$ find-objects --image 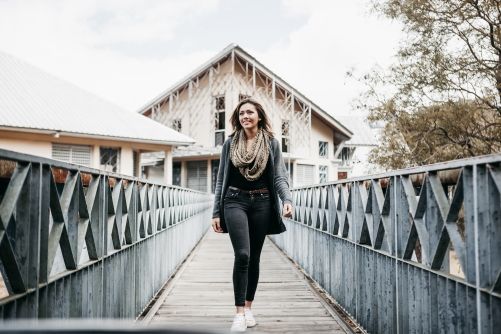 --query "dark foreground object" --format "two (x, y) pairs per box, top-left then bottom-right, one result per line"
(0, 320), (228, 334)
